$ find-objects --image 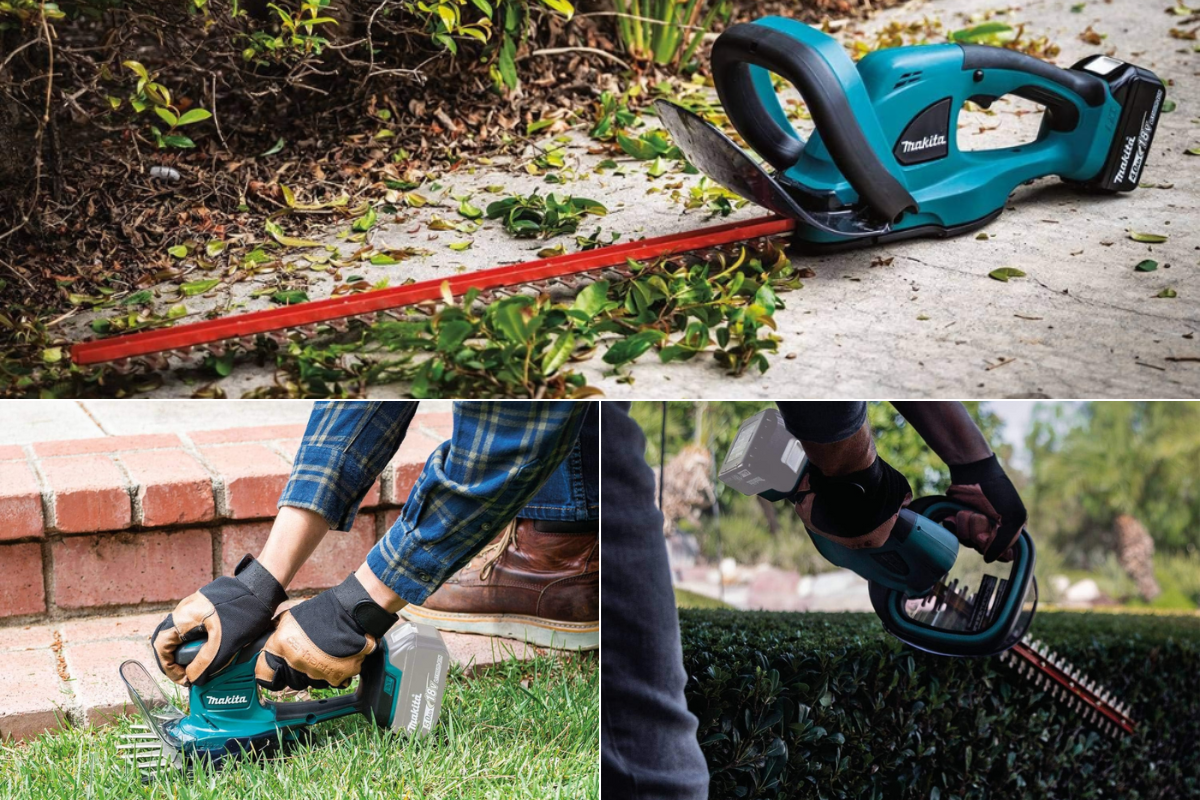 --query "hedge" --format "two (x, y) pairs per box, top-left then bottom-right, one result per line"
(679, 609), (1200, 799)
